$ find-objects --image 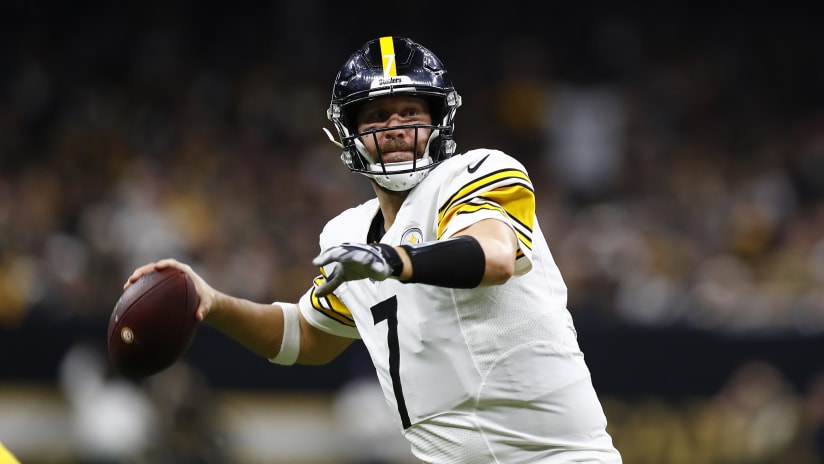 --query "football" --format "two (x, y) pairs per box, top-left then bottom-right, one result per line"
(107, 267), (200, 378)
